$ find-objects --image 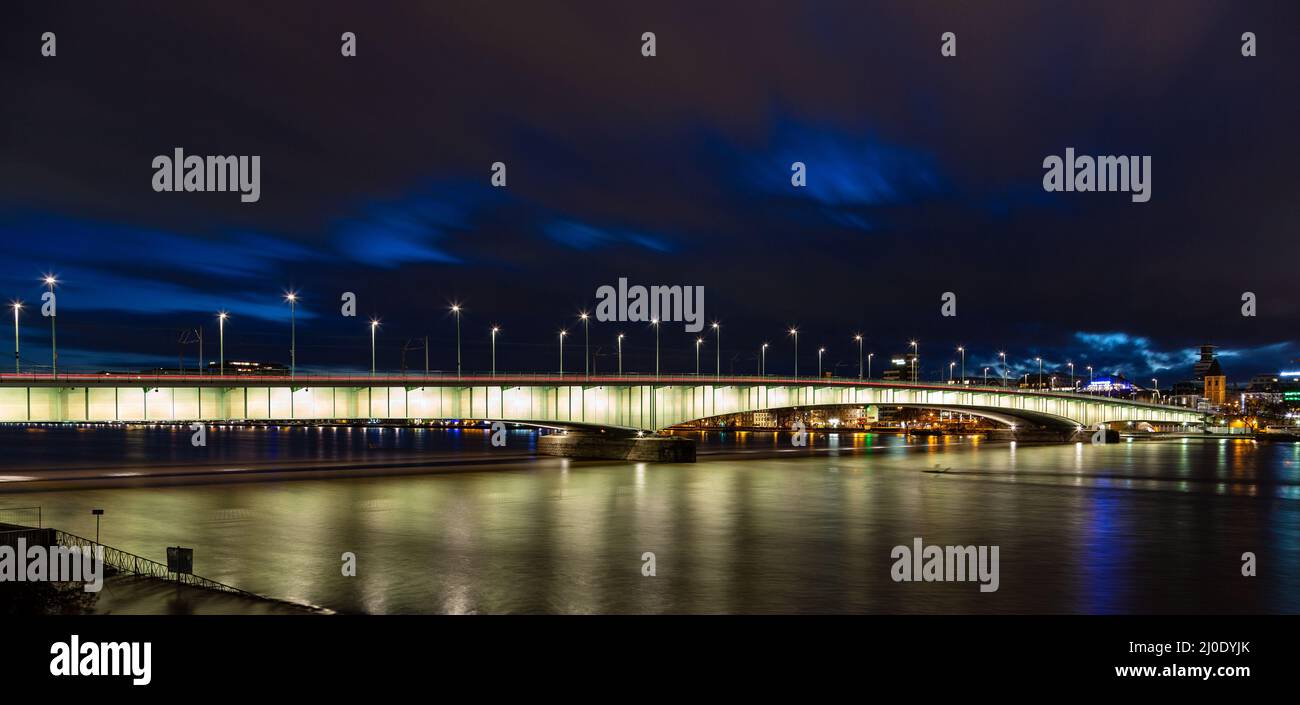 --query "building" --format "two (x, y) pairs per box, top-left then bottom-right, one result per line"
(1193, 345), (1226, 405)
(880, 353), (917, 382)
